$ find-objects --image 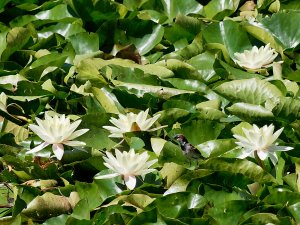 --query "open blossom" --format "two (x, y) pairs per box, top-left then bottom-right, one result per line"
(234, 44), (278, 71)
(103, 109), (165, 138)
(95, 149), (157, 190)
(27, 114), (89, 160)
(233, 124), (293, 165)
